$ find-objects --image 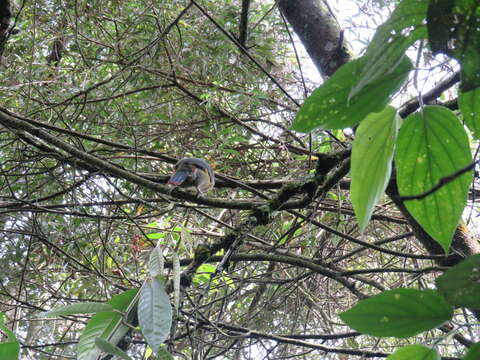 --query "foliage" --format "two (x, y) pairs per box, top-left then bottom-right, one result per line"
(0, 0), (479, 359)
(295, 0), (478, 254)
(340, 288), (453, 338)
(292, 56), (412, 131)
(351, 106), (399, 231)
(292, 0), (480, 357)
(395, 106), (472, 252)
(436, 254), (480, 308)
(386, 345), (440, 360)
